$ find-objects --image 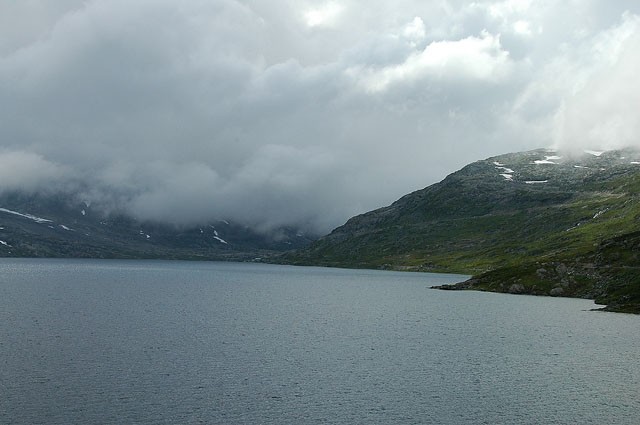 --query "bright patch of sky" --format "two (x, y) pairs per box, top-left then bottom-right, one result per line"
(304, 2), (343, 27)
